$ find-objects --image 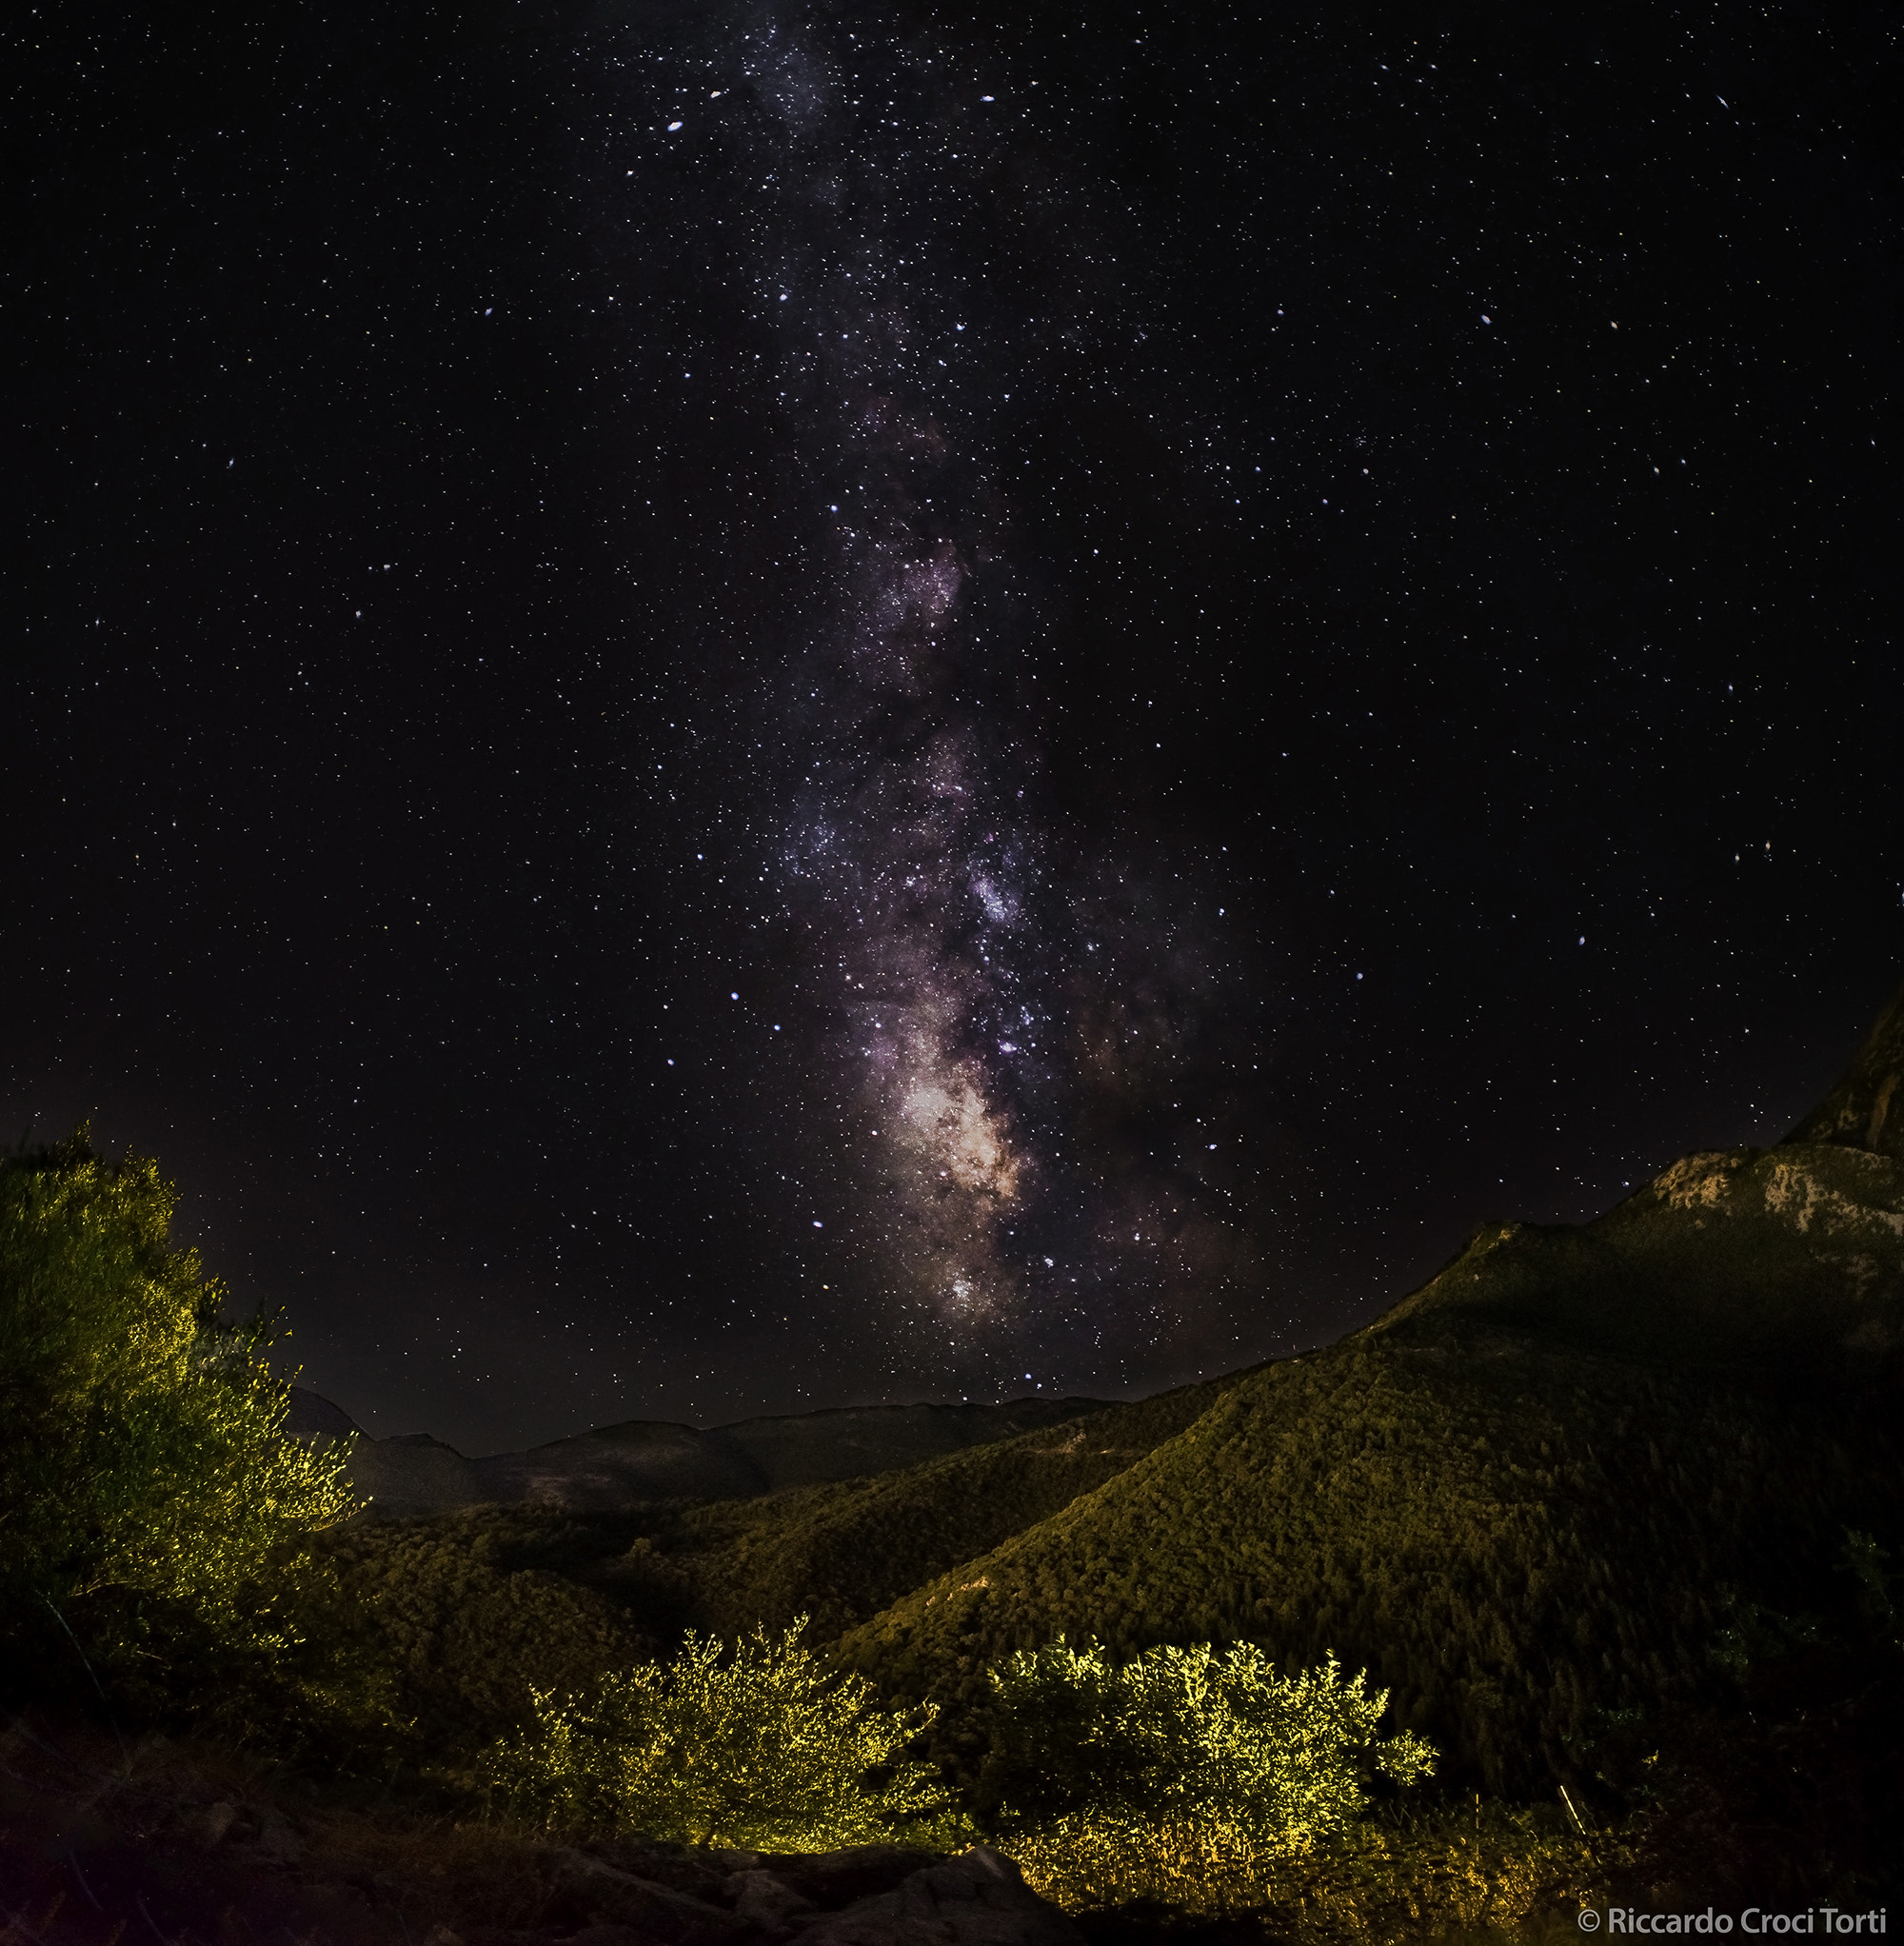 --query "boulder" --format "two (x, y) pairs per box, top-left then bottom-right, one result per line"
(797, 1846), (1084, 1946)
(540, 1846), (755, 1945)
(750, 1846), (945, 1909)
(724, 1867), (816, 1931)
